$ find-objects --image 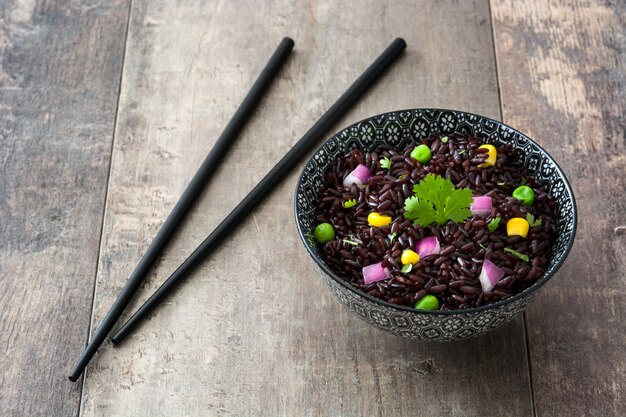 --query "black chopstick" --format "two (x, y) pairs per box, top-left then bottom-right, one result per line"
(68, 37), (294, 382)
(110, 38), (407, 343)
